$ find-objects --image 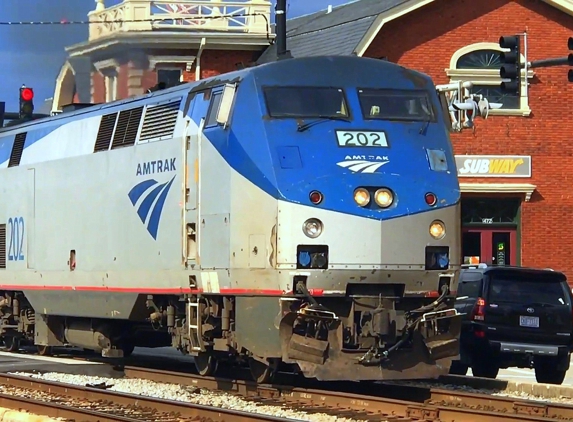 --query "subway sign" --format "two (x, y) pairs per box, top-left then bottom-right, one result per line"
(455, 155), (531, 178)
